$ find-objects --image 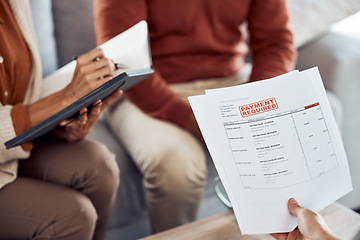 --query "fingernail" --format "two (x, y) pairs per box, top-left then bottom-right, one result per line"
(289, 198), (297, 205)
